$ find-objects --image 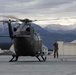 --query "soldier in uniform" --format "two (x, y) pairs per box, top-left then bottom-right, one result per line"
(53, 41), (58, 58)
